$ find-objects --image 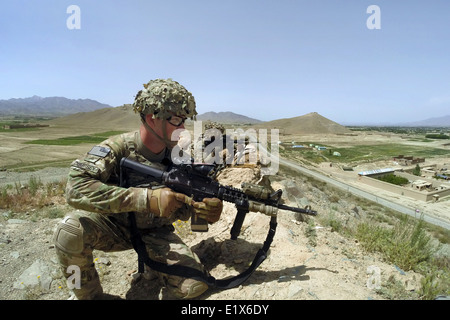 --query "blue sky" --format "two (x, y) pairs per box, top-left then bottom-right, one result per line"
(1, 1), (449, 124)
